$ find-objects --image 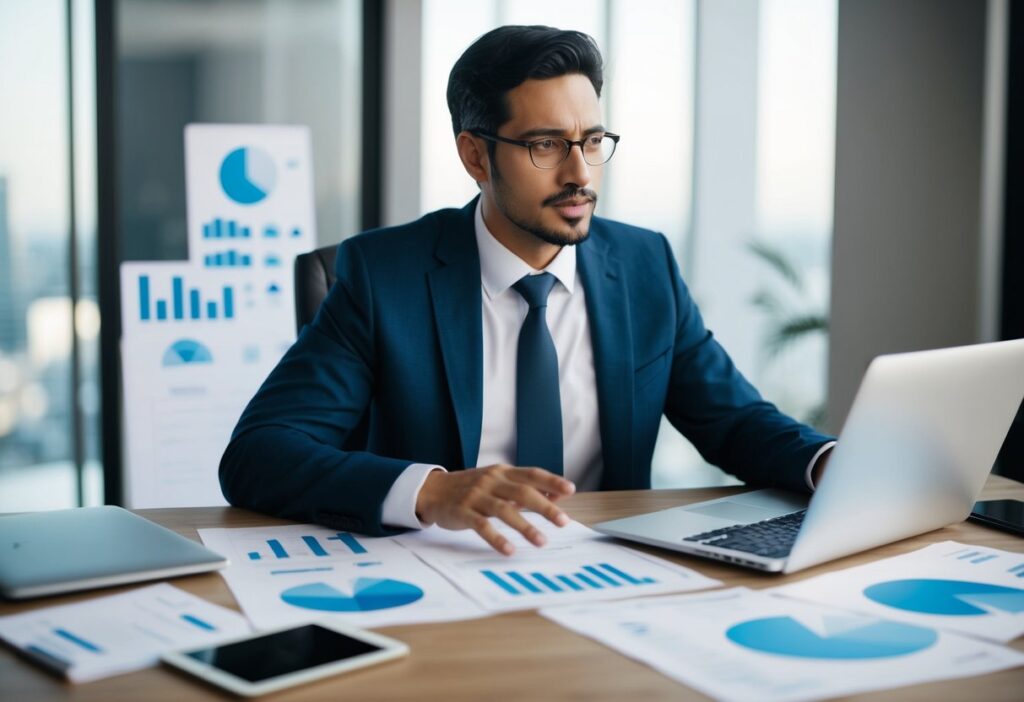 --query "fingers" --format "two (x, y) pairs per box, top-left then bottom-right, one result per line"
(471, 515), (515, 556)
(493, 481), (570, 528)
(507, 466), (576, 497)
(479, 495), (548, 547)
